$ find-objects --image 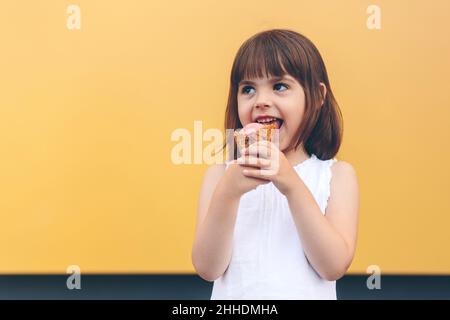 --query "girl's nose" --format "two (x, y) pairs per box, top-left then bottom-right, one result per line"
(254, 102), (272, 109)
(255, 103), (270, 109)
(254, 90), (273, 109)
(254, 96), (273, 109)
